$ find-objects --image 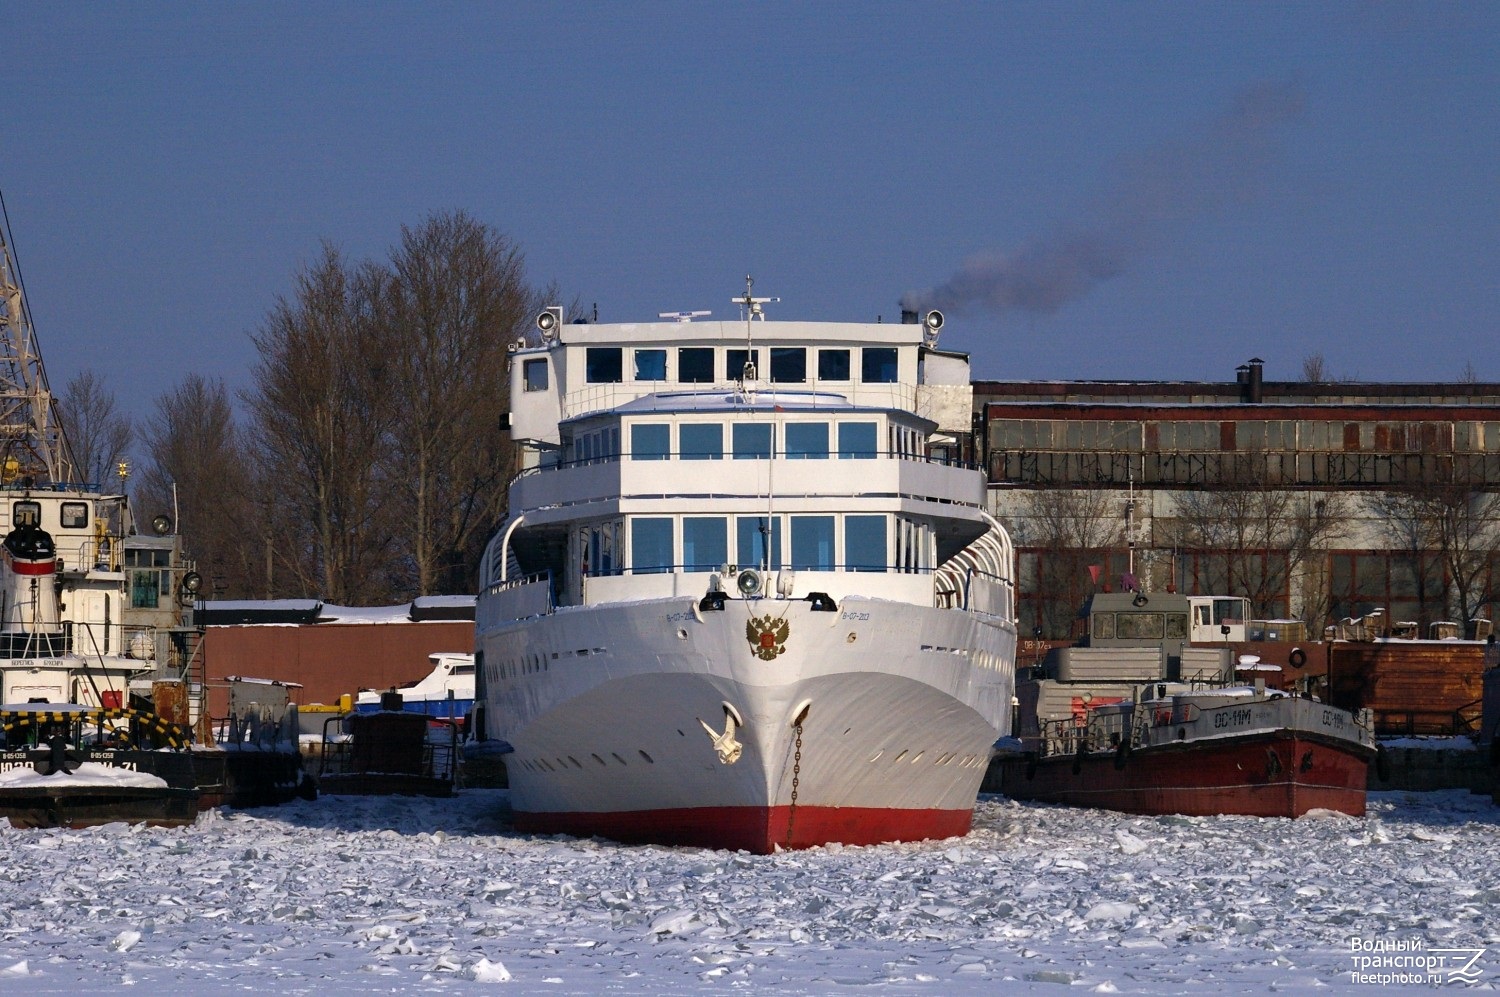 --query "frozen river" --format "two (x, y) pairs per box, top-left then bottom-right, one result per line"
(1, 788), (1496, 993)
